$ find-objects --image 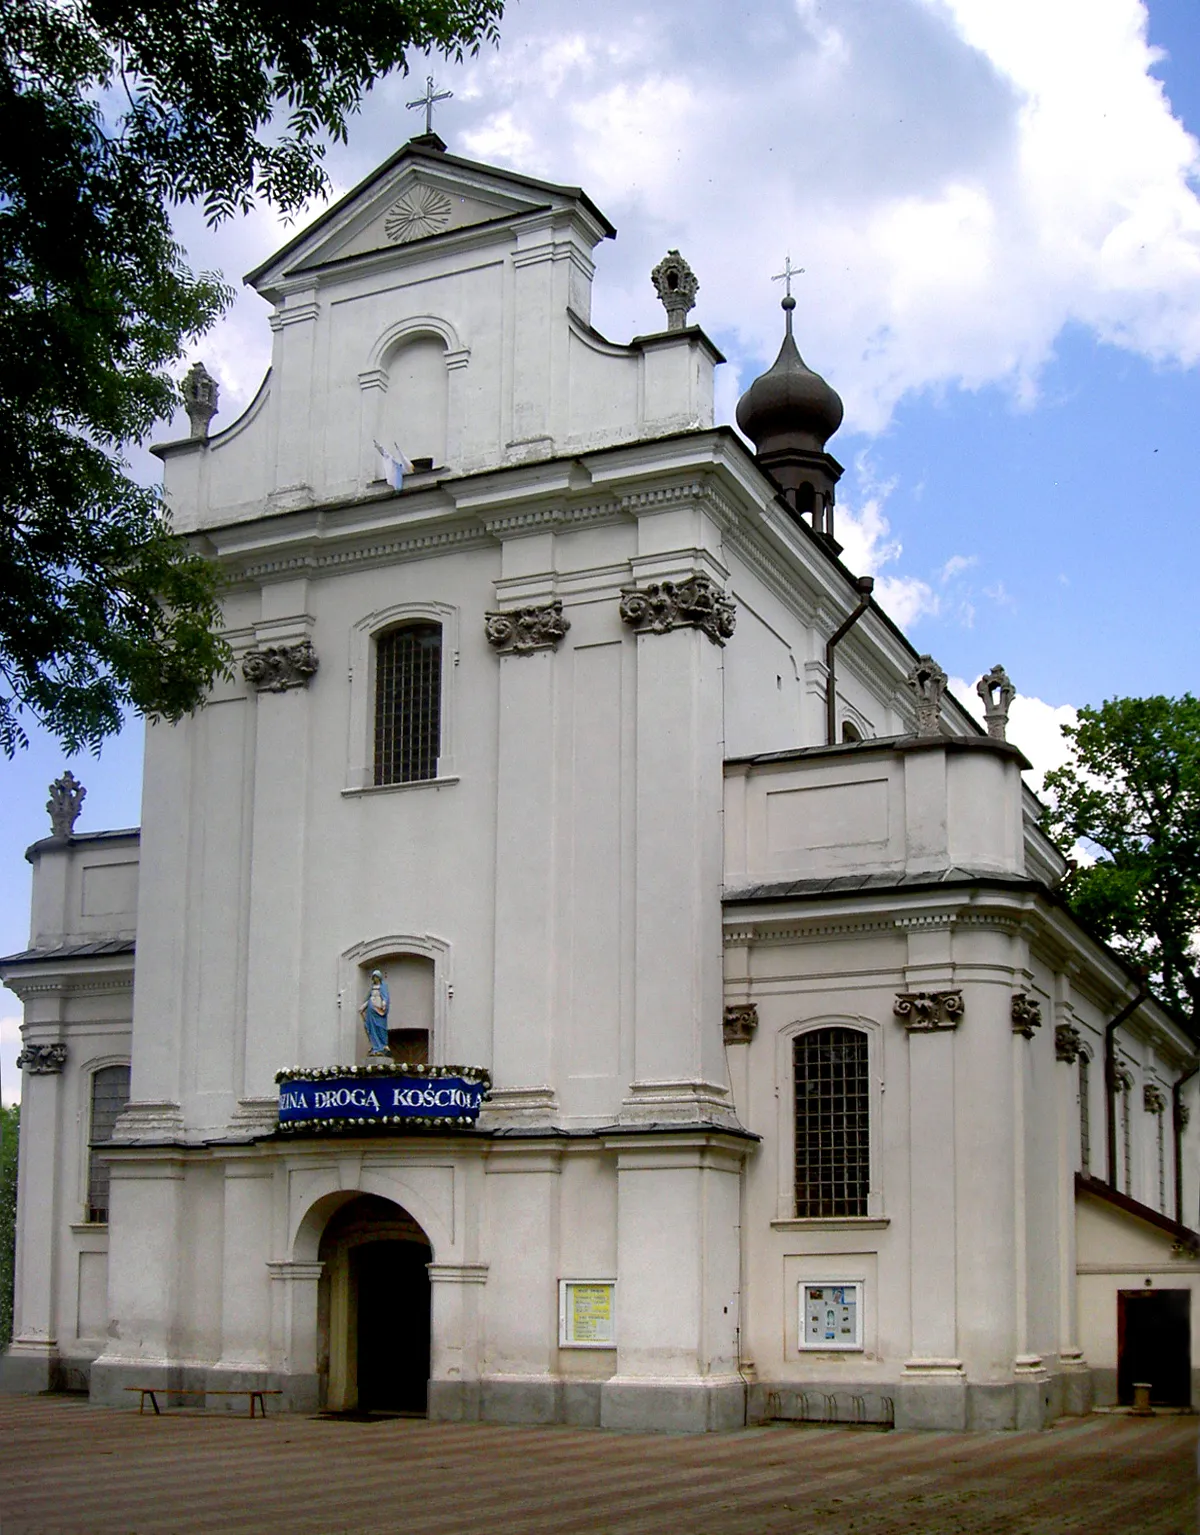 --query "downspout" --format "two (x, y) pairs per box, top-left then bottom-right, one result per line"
(1105, 985), (1149, 1188)
(824, 576), (875, 746)
(1173, 1060), (1199, 1227)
